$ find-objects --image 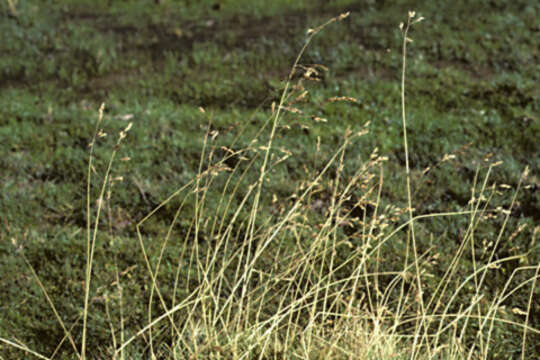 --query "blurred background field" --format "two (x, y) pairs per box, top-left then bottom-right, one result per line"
(0, 0), (538, 358)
